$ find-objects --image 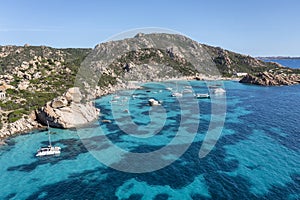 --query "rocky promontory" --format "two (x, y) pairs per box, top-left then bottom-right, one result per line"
(36, 87), (100, 128)
(239, 71), (300, 86)
(0, 113), (40, 138)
